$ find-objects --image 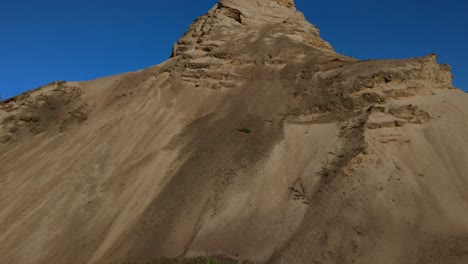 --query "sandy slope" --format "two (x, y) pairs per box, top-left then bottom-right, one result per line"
(272, 89), (468, 264)
(1, 0), (467, 263)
